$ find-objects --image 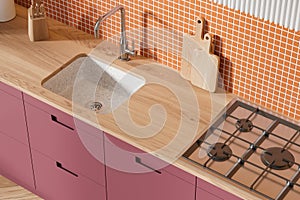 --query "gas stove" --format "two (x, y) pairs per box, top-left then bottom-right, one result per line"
(183, 99), (300, 200)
